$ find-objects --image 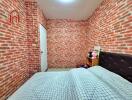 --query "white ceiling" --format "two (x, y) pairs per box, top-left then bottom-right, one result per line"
(38, 0), (103, 20)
